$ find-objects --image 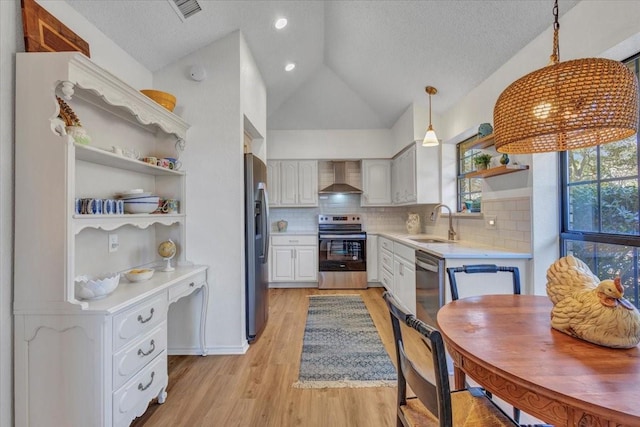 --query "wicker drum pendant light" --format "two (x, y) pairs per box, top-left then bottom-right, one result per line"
(494, 0), (638, 154)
